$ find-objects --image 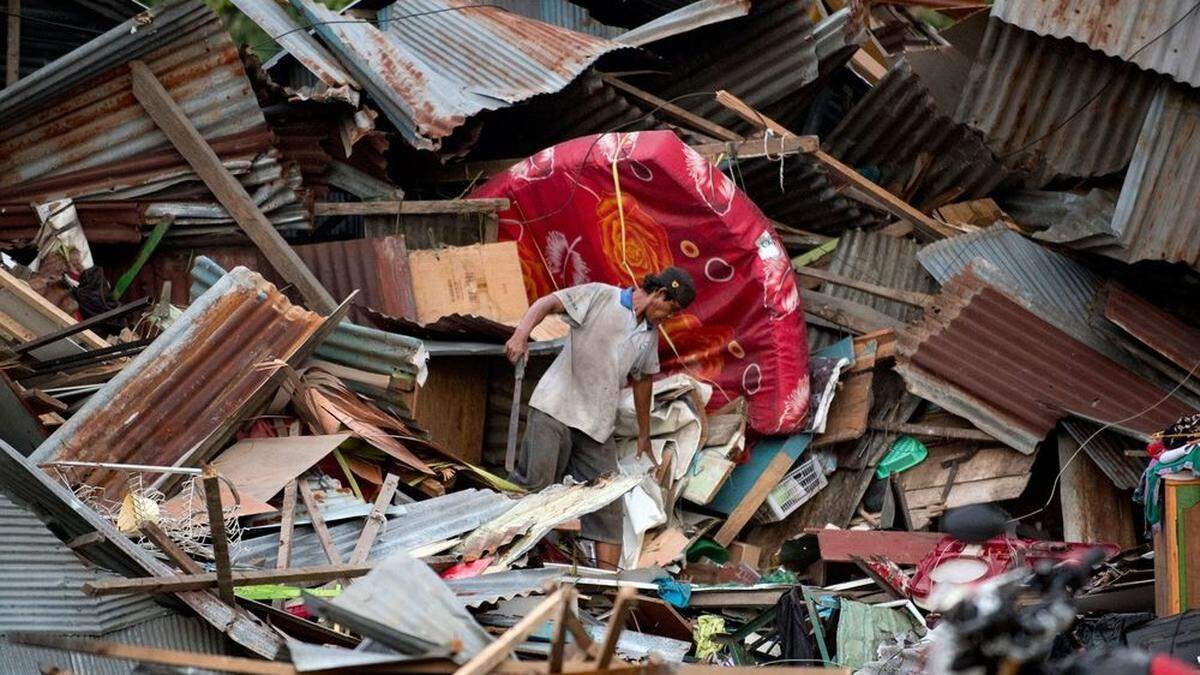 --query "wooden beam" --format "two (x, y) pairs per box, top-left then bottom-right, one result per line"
(201, 465), (235, 605)
(5, 0), (18, 87)
(596, 586), (637, 669)
(7, 634), (296, 675)
(139, 523), (203, 575)
(456, 589), (567, 675)
(548, 587), (574, 673)
(128, 60), (337, 314)
(600, 74), (742, 142)
(849, 49), (888, 85)
(82, 563), (375, 596)
(276, 480), (298, 571)
(712, 89), (953, 241)
(800, 288), (905, 334)
(1057, 430), (1135, 549)
(0, 268), (108, 349)
(312, 198), (510, 217)
(713, 451), (796, 546)
(868, 422), (995, 442)
(690, 134), (818, 163)
(795, 266), (933, 307)
(349, 473), (400, 565)
(298, 478), (342, 565)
